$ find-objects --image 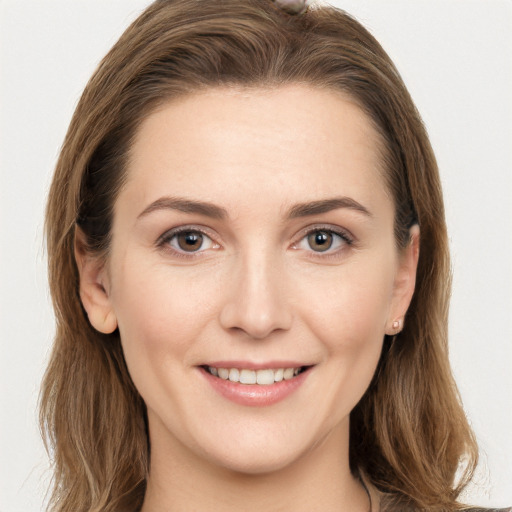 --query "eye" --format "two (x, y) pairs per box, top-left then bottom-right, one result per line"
(161, 228), (218, 254)
(294, 228), (352, 254)
(307, 231), (335, 252)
